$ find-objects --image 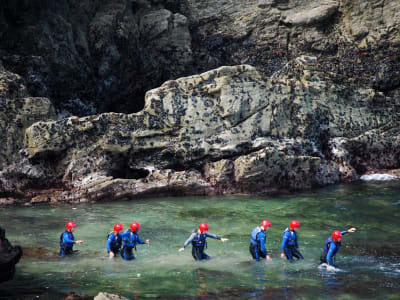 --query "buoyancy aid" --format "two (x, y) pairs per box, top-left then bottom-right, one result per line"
(250, 227), (263, 245)
(323, 237), (341, 257)
(283, 228), (297, 246)
(191, 230), (207, 248)
(59, 231), (74, 248)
